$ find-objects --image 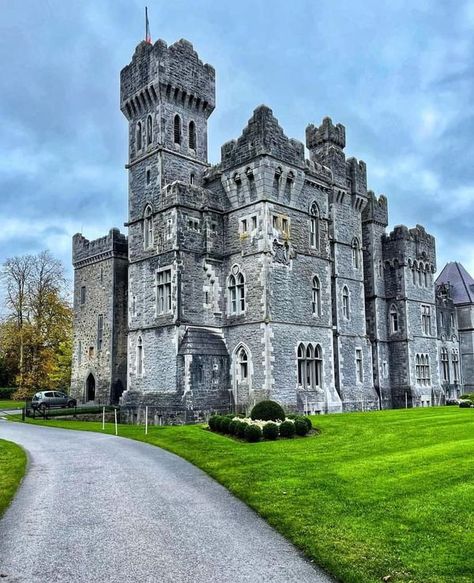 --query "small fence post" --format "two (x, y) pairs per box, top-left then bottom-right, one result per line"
(114, 408), (118, 436)
(145, 406), (148, 435)
(102, 406), (105, 430)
